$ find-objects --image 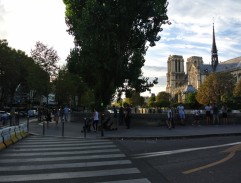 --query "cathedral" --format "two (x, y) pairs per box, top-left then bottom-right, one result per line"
(166, 24), (241, 102)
